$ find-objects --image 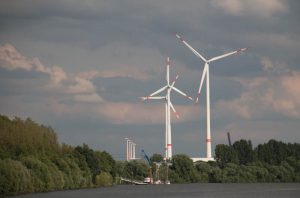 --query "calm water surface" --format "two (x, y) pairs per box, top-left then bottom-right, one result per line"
(13, 183), (300, 198)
